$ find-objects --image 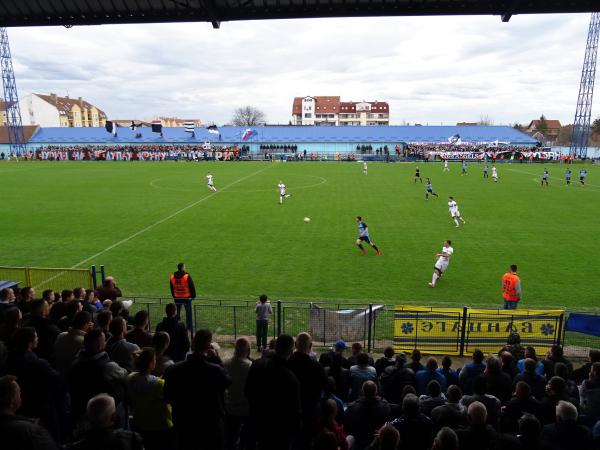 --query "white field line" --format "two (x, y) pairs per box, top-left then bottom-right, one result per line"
(71, 164), (273, 268)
